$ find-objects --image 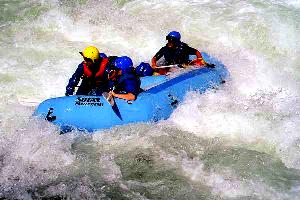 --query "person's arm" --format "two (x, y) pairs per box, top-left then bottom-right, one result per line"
(186, 46), (206, 66)
(151, 57), (158, 69)
(195, 50), (206, 65)
(195, 50), (202, 59)
(151, 47), (164, 69)
(110, 77), (140, 101)
(111, 91), (136, 101)
(65, 63), (83, 96)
